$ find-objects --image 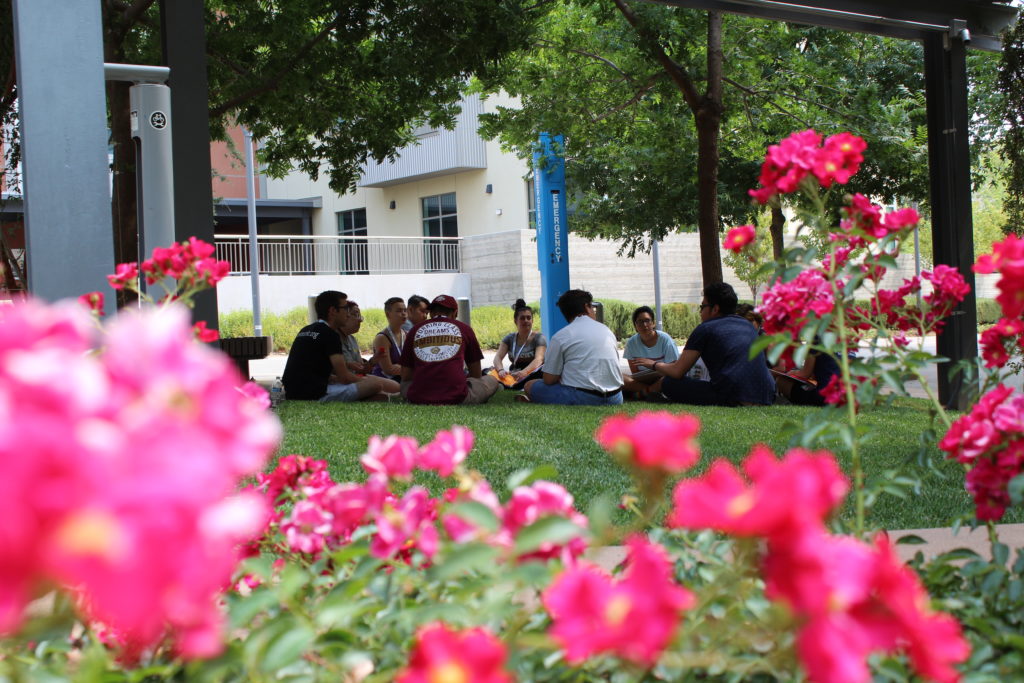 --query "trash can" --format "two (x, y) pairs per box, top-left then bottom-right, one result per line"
(592, 301), (604, 324)
(307, 296), (317, 324)
(456, 297), (471, 325)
